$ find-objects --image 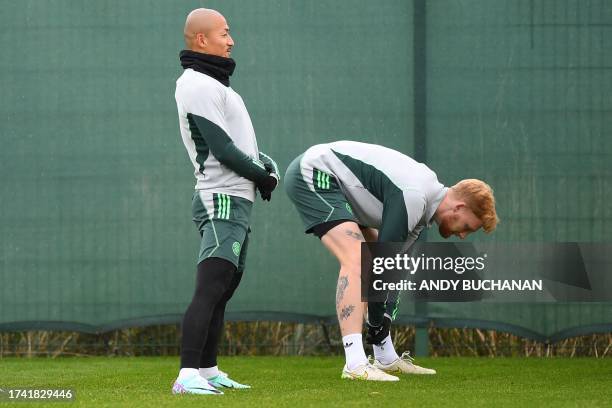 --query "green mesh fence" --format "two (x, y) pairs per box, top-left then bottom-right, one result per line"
(1, 0), (611, 342)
